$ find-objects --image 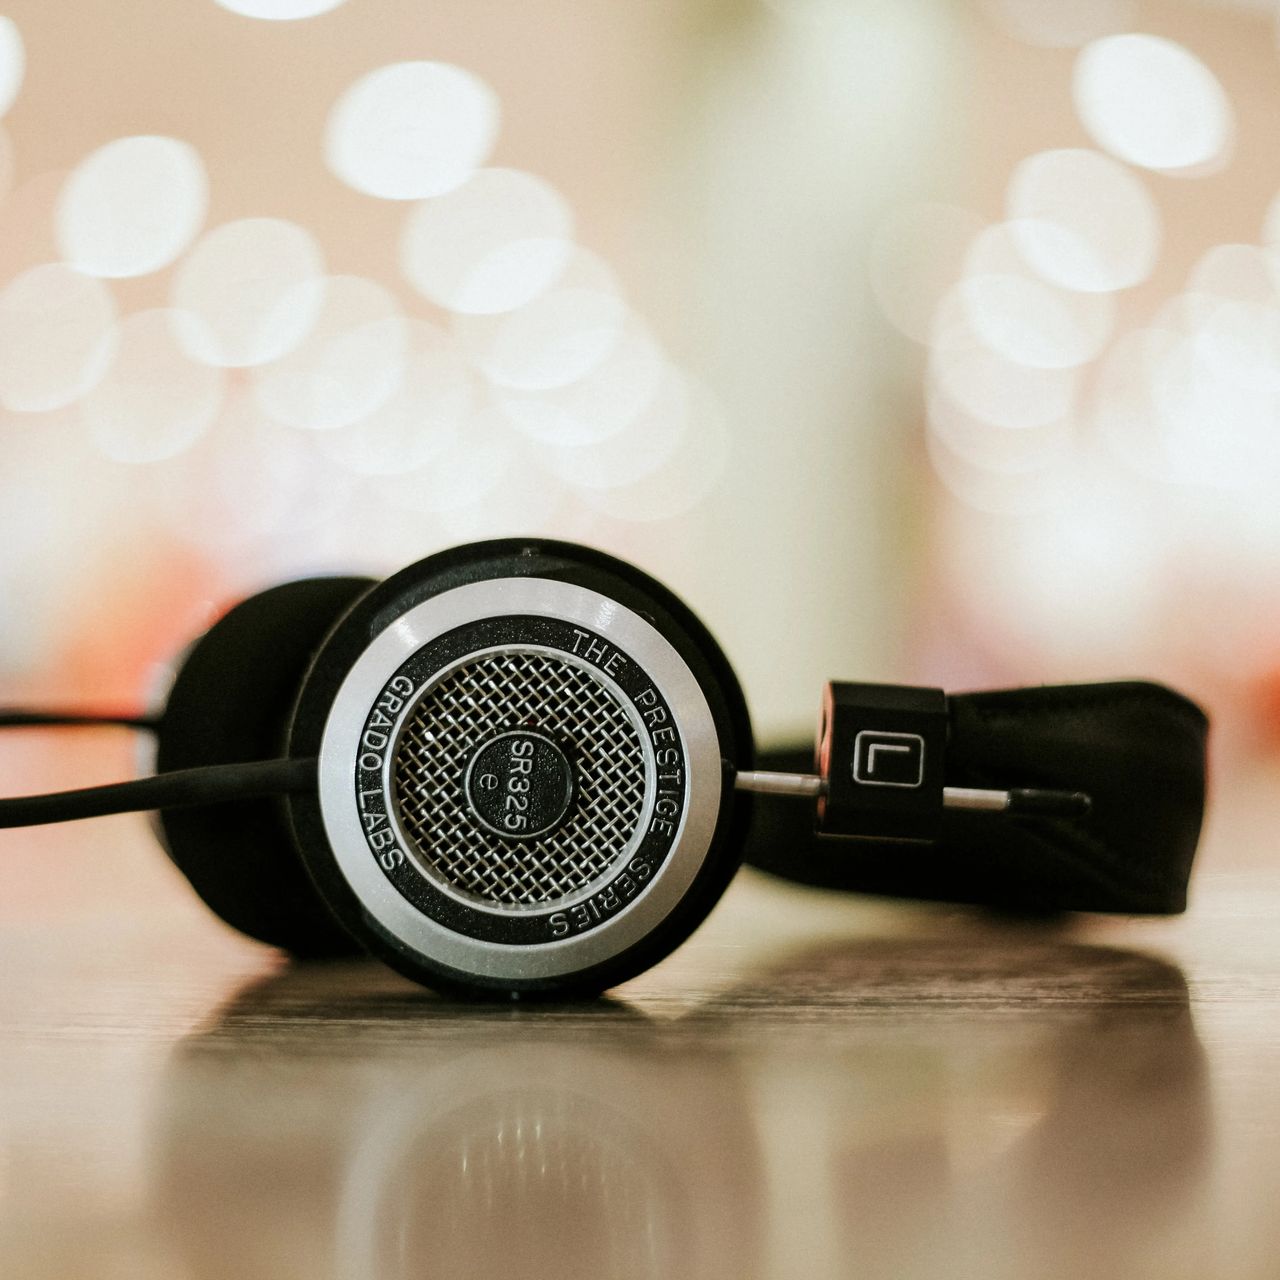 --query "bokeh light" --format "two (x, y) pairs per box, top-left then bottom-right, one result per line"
(1150, 335), (1277, 491)
(435, 460), (565, 540)
(400, 167), (574, 315)
(981, 0), (1135, 49)
(214, 0), (348, 18)
(939, 469), (1167, 661)
(925, 415), (1067, 516)
(251, 274), (407, 430)
(0, 263), (116, 412)
(927, 381), (1072, 475)
(55, 136), (208, 278)
(0, 170), (65, 284)
(1006, 149), (1160, 292)
(1, 0), (1272, 775)
(960, 222), (1115, 368)
(0, 409), (98, 671)
(380, 406), (513, 515)
(171, 218), (324, 368)
(578, 379), (730, 523)
(1263, 191), (1280, 249)
(0, 126), (12, 202)
(1093, 325), (1181, 483)
(1073, 34), (1232, 173)
(1187, 242), (1279, 308)
(153, 393), (355, 557)
(424, 431), (566, 541)
(325, 61), (498, 201)
(453, 248), (626, 391)
(868, 201), (986, 343)
(83, 309), (224, 464)
(929, 289), (1078, 429)
(1193, 300), (1280, 398)
(547, 365), (691, 490)
(315, 319), (474, 475)
(1095, 283), (1280, 496)
(1184, 245), (1280, 396)
(496, 320), (667, 447)
(0, 16), (22, 118)
(303, 491), (442, 575)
